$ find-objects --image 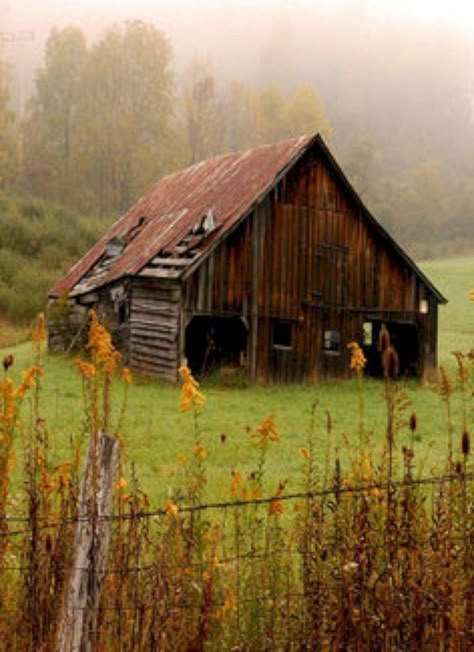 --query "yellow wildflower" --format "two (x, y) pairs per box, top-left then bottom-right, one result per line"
(347, 341), (366, 372)
(193, 443), (206, 460)
(179, 365), (205, 412)
(215, 584), (236, 622)
(87, 309), (121, 374)
(165, 500), (179, 518)
(16, 365), (43, 398)
(251, 414), (279, 447)
(76, 359), (97, 379)
(469, 287), (474, 301)
(268, 499), (285, 516)
(300, 447), (310, 460)
(121, 367), (132, 384)
(230, 469), (243, 497)
(268, 481), (286, 516)
(117, 477), (127, 490)
(32, 312), (46, 345)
